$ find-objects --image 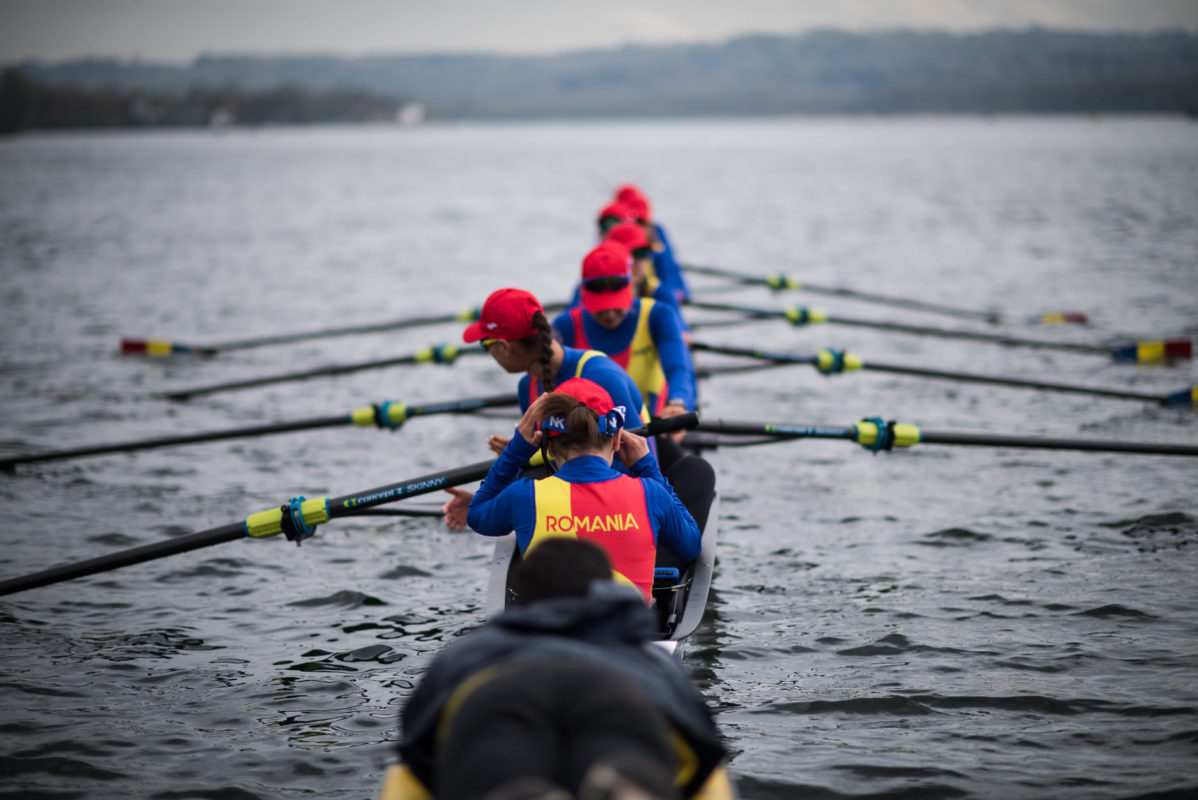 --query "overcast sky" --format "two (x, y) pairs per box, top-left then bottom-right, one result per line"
(3, 0), (1197, 64)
